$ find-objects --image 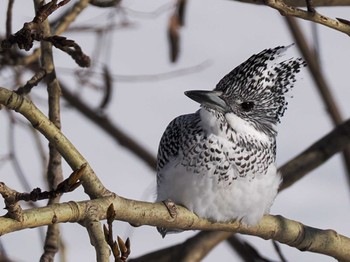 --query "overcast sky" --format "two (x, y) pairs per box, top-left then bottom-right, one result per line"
(1, 1), (350, 261)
